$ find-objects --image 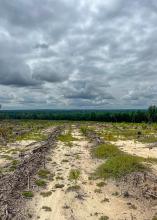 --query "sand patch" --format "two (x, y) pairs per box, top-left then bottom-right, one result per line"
(25, 128), (156, 220)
